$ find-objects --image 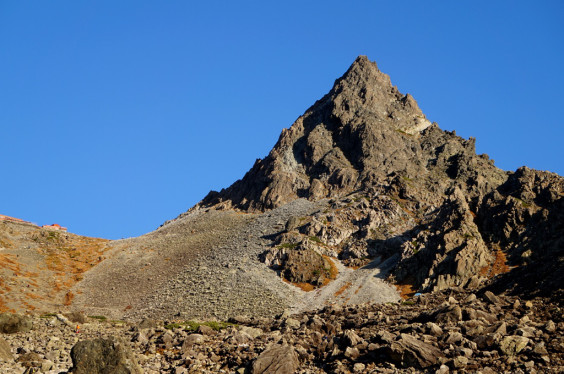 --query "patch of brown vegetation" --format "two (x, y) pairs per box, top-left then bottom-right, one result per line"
(0, 253), (22, 274)
(25, 292), (43, 300)
(21, 301), (36, 311)
(0, 221), (113, 312)
(0, 237), (13, 248)
(282, 278), (316, 292)
(480, 250), (510, 278)
(283, 256), (338, 292)
(35, 231), (110, 306)
(321, 255), (339, 287)
(335, 282), (352, 297)
(63, 291), (74, 306)
(395, 277), (417, 299)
